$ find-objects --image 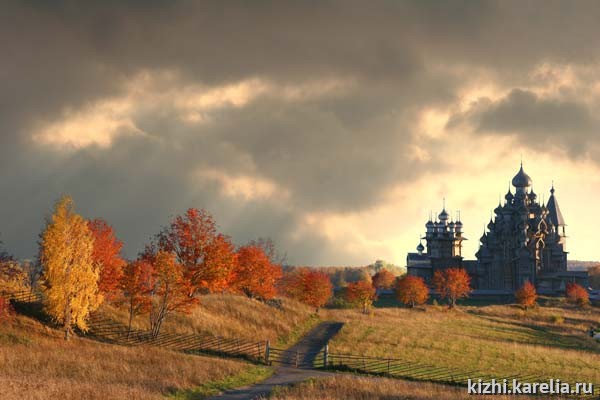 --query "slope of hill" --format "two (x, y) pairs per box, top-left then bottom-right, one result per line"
(101, 294), (317, 346)
(0, 313), (270, 400)
(327, 303), (600, 386)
